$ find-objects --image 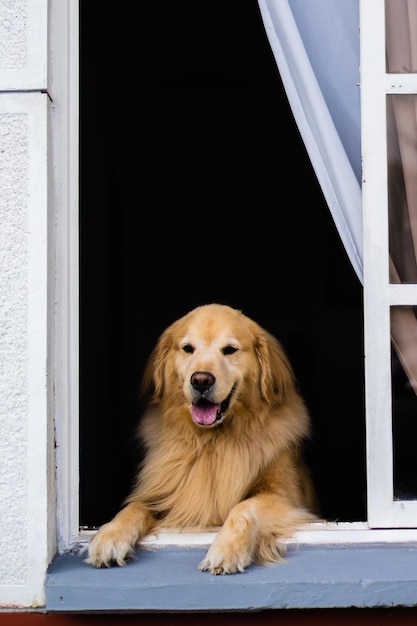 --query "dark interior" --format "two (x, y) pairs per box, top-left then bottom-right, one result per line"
(79, 1), (366, 528)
